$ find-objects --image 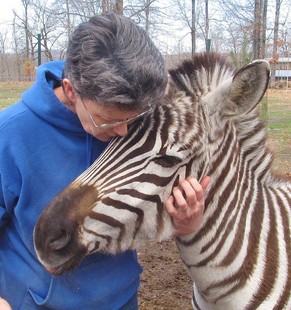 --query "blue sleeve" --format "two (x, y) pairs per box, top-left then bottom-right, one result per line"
(0, 175), (13, 229)
(0, 179), (7, 229)
(0, 207), (9, 229)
